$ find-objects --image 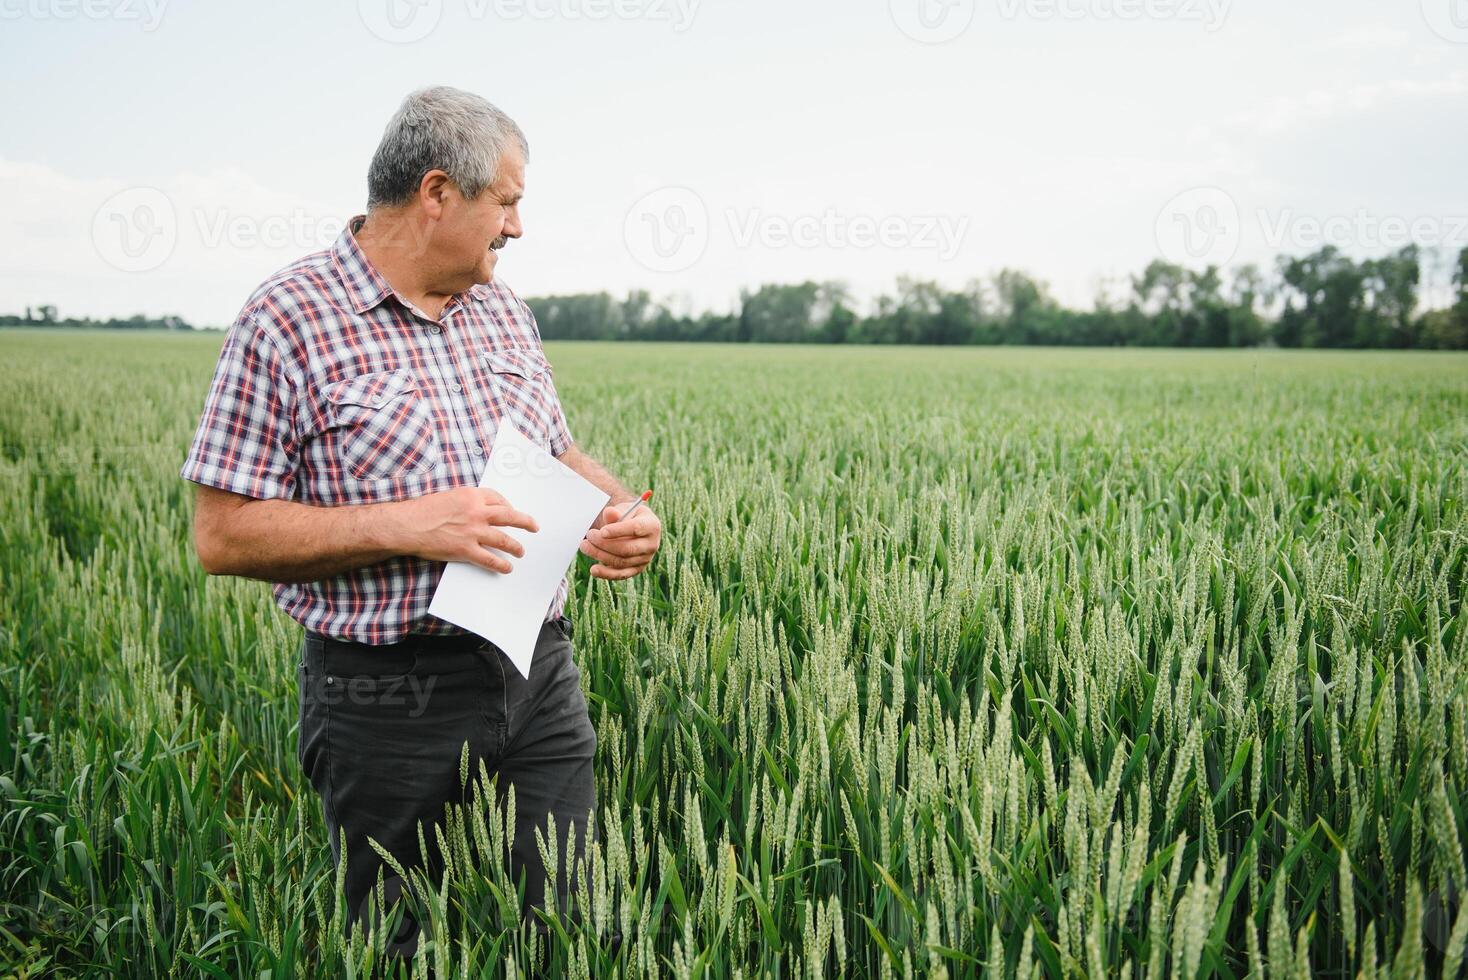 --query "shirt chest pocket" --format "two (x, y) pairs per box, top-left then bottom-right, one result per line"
(324, 369), (441, 481)
(482, 348), (550, 384)
(480, 348), (554, 444)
